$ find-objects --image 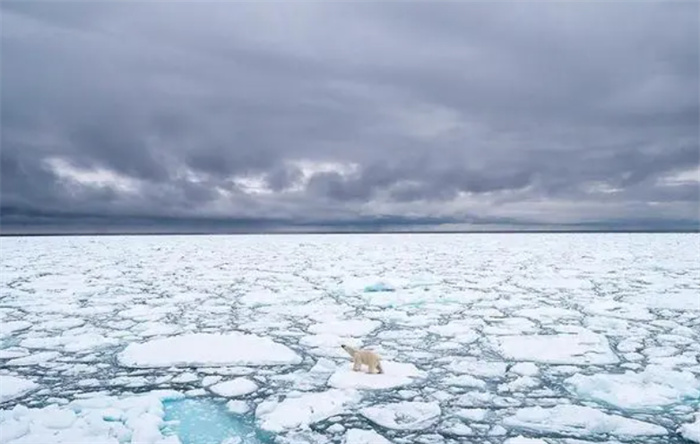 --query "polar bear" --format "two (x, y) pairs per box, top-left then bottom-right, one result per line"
(341, 344), (384, 374)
